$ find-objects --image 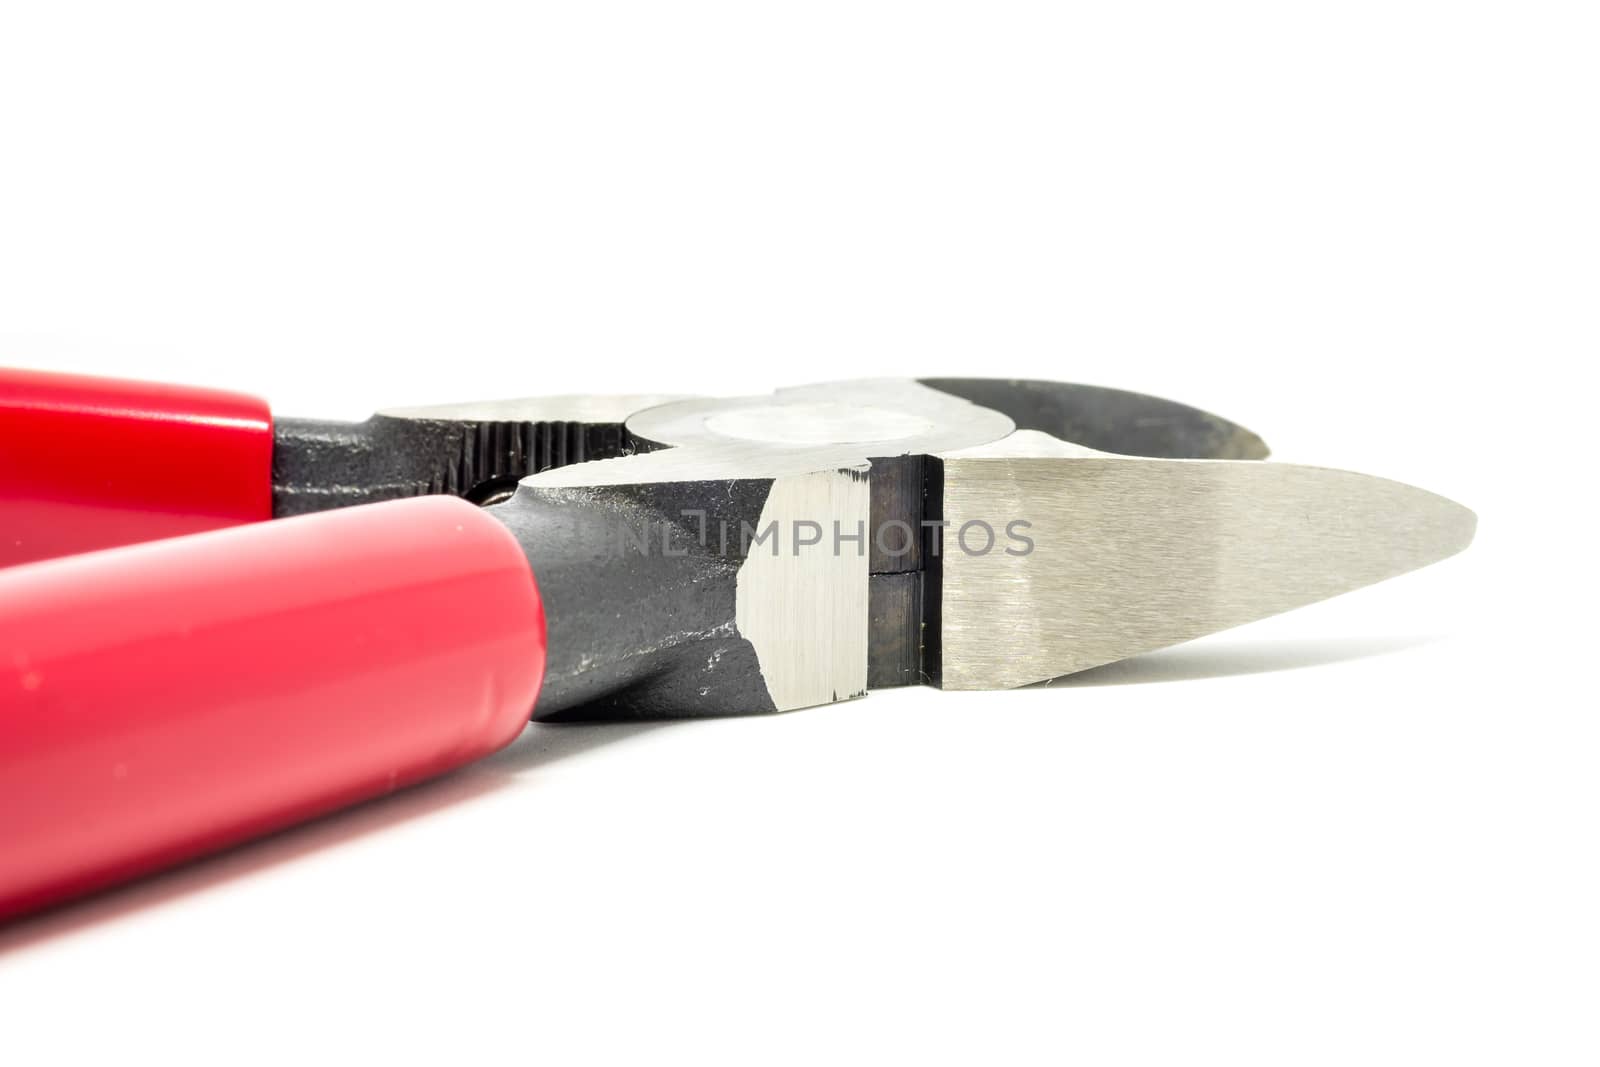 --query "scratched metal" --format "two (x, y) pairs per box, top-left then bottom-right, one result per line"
(937, 433), (1476, 689)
